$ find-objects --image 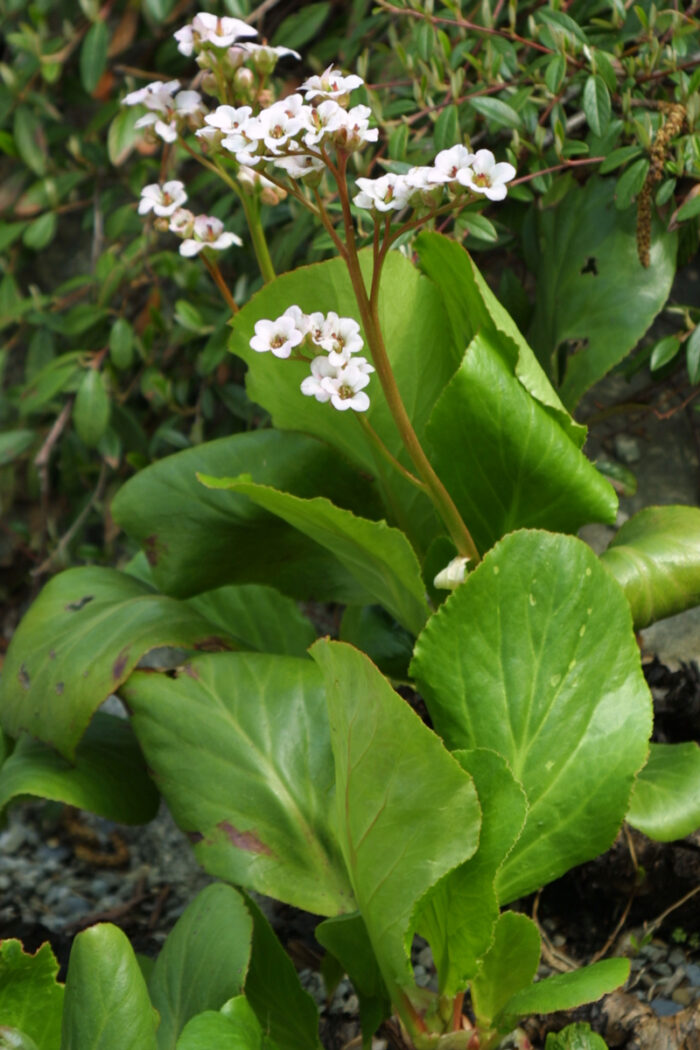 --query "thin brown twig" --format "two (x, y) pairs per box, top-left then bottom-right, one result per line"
(34, 399), (74, 555)
(32, 461), (109, 578)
